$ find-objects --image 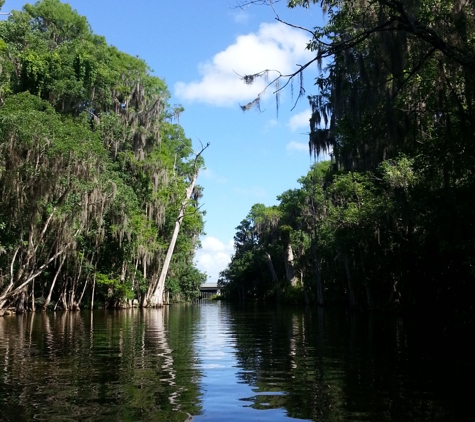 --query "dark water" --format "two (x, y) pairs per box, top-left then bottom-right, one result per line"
(0, 303), (473, 421)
